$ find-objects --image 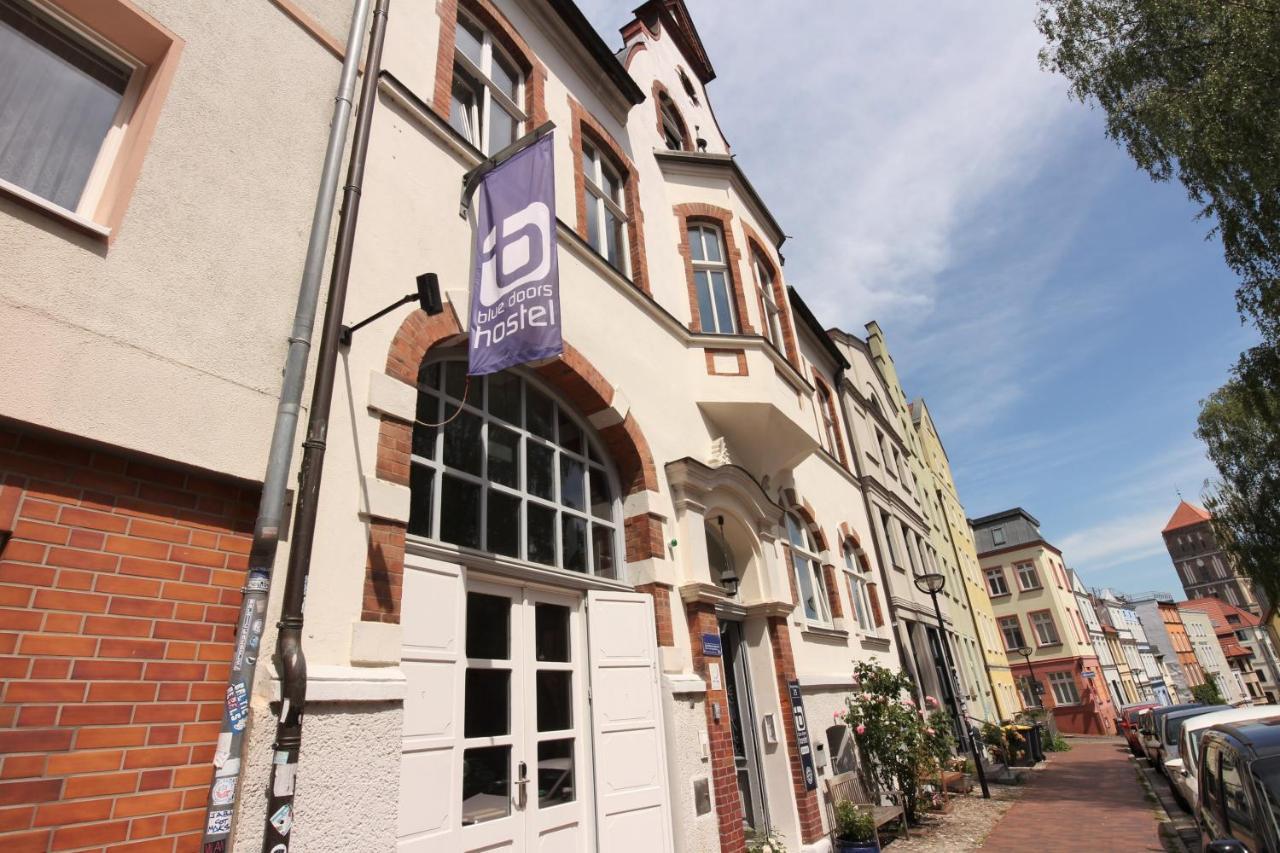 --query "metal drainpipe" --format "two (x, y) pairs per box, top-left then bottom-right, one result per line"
(199, 0), (371, 848)
(261, 1), (389, 849)
(832, 366), (927, 703)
